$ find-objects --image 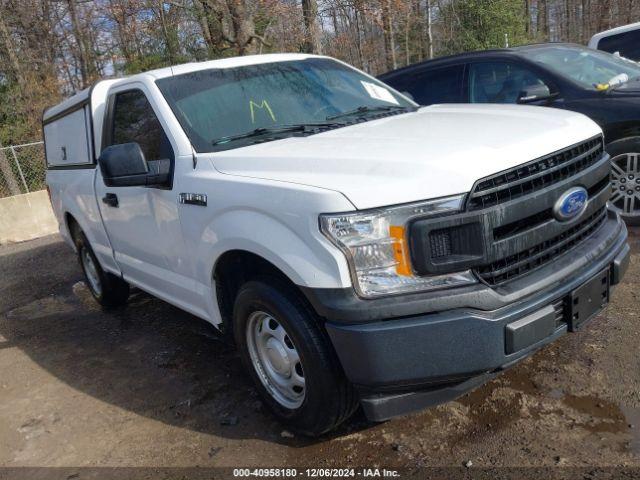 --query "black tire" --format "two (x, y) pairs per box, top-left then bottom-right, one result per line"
(75, 231), (130, 307)
(607, 137), (640, 226)
(233, 279), (358, 436)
